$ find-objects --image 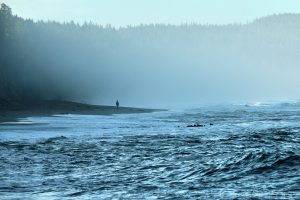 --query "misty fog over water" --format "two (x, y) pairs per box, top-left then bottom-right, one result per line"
(1, 4), (300, 107)
(2, 3), (300, 199)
